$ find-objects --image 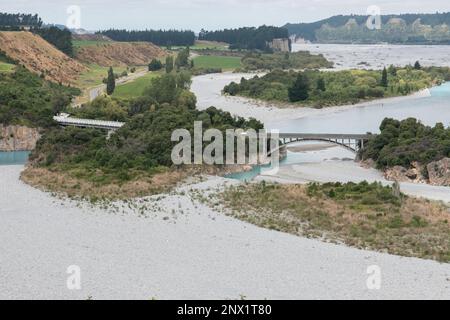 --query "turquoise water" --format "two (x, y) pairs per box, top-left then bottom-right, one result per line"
(429, 82), (450, 97)
(0, 151), (30, 165)
(268, 82), (450, 134)
(225, 151), (315, 181)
